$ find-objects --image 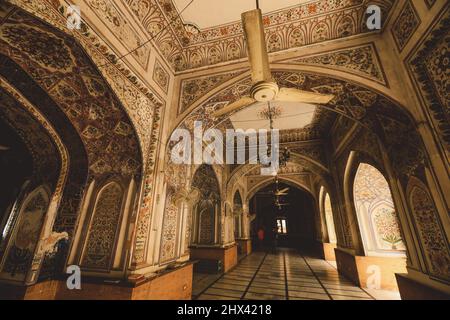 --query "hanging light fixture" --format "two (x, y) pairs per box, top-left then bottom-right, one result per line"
(263, 102), (291, 169)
